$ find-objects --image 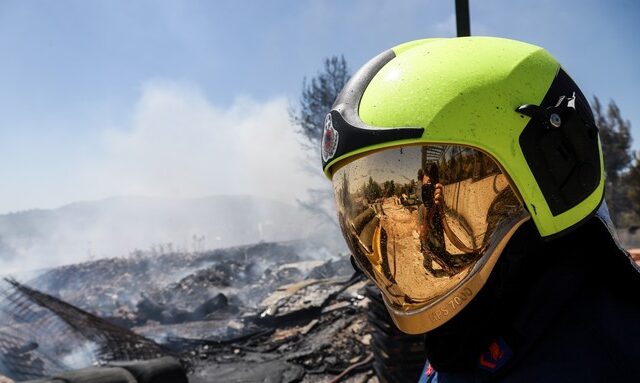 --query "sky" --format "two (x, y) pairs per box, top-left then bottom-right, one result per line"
(0, 0), (638, 213)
